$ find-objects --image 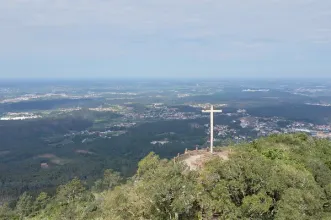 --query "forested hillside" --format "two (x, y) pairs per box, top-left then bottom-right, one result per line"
(2, 133), (331, 219)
